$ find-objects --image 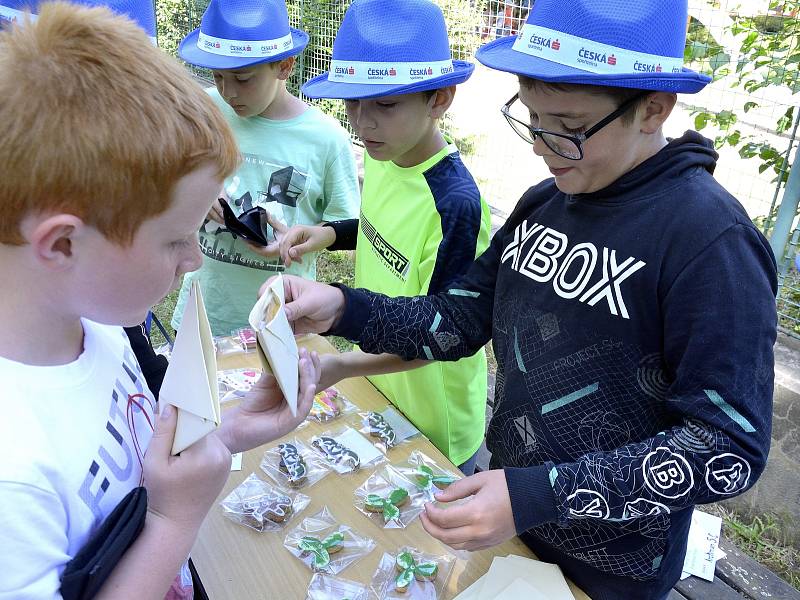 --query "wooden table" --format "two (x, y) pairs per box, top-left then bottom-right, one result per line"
(192, 335), (590, 600)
